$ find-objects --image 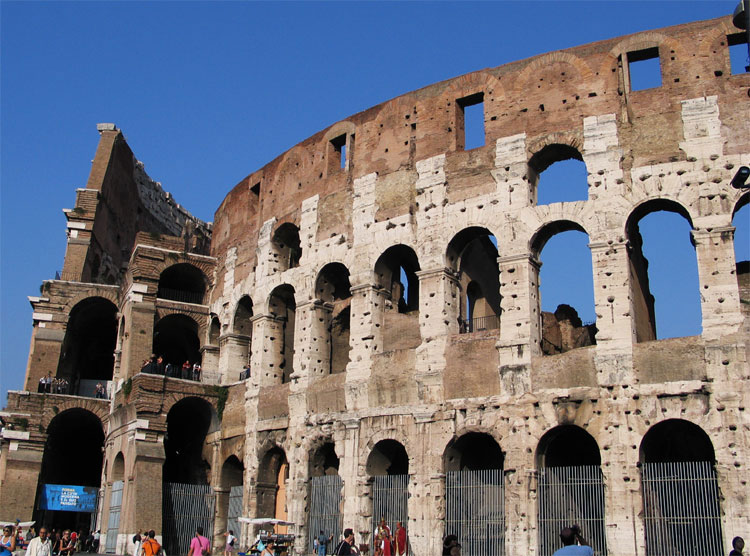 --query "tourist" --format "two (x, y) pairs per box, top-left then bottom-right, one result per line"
(393, 523), (406, 556)
(25, 528), (50, 556)
(140, 531), (160, 556)
(730, 536), (745, 556)
(182, 361), (191, 380)
(316, 531), (332, 556)
(259, 541), (274, 556)
(187, 526), (209, 556)
(132, 530), (142, 556)
(333, 530), (357, 556)
(374, 519), (391, 556)
(223, 531), (235, 556)
(1, 526), (17, 556)
(91, 531), (99, 554)
(192, 362), (202, 382)
(55, 531), (74, 556)
(552, 525), (592, 556)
